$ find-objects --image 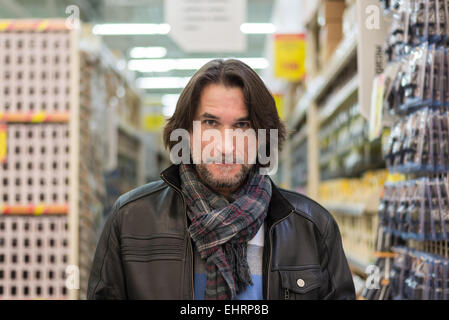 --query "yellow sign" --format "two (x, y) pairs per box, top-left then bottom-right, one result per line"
(273, 94), (284, 120)
(274, 33), (306, 81)
(0, 123), (7, 163)
(143, 114), (165, 132)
